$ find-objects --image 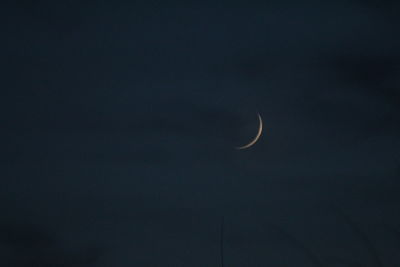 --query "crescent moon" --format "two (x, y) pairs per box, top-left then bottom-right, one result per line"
(236, 113), (263, 150)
